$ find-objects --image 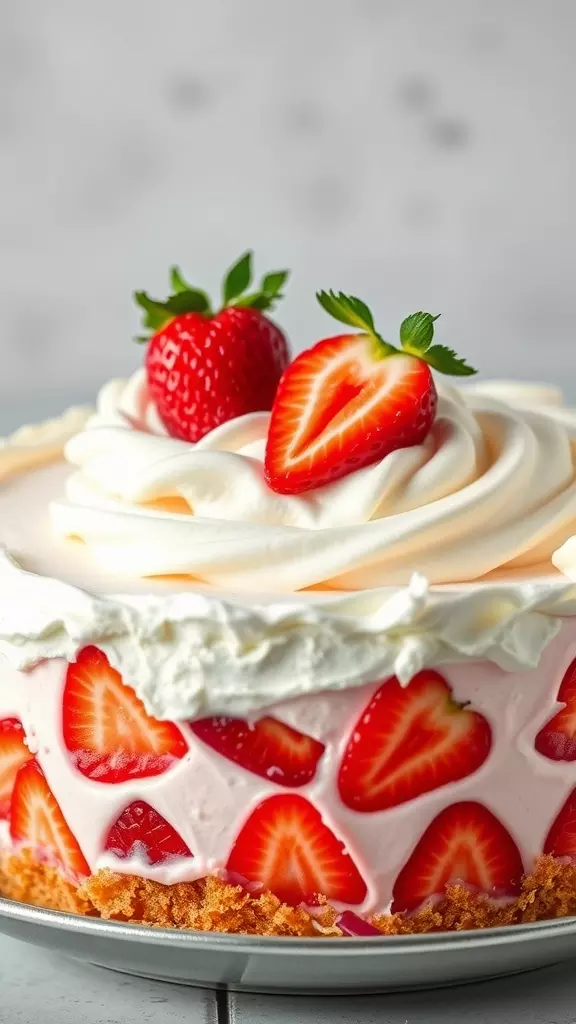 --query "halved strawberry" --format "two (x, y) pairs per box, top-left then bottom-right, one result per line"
(535, 657), (576, 761)
(62, 646), (188, 784)
(104, 800), (192, 866)
(10, 759), (89, 879)
(226, 793), (367, 906)
(265, 294), (475, 494)
(338, 671), (492, 813)
(0, 718), (33, 819)
(190, 715), (325, 787)
(391, 801), (524, 913)
(543, 788), (576, 857)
